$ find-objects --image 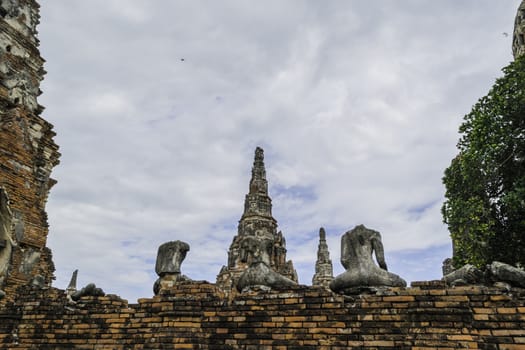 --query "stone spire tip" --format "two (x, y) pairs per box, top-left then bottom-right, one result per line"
(249, 146), (268, 195)
(253, 147), (264, 165)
